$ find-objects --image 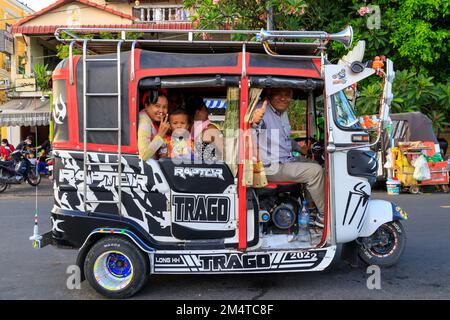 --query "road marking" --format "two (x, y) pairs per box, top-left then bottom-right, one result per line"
(440, 206), (450, 208)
